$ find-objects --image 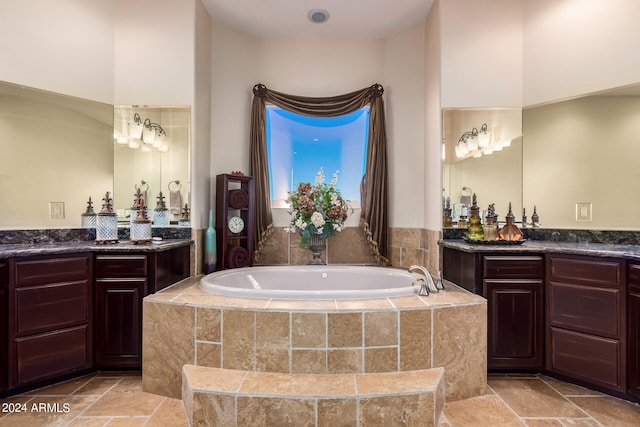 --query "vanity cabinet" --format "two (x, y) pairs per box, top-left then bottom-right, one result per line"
(546, 255), (626, 394)
(94, 254), (147, 368)
(483, 255), (545, 370)
(94, 245), (190, 369)
(0, 261), (8, 392)
(7, 253), (92, 388)
(628, 263), (640, 400)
